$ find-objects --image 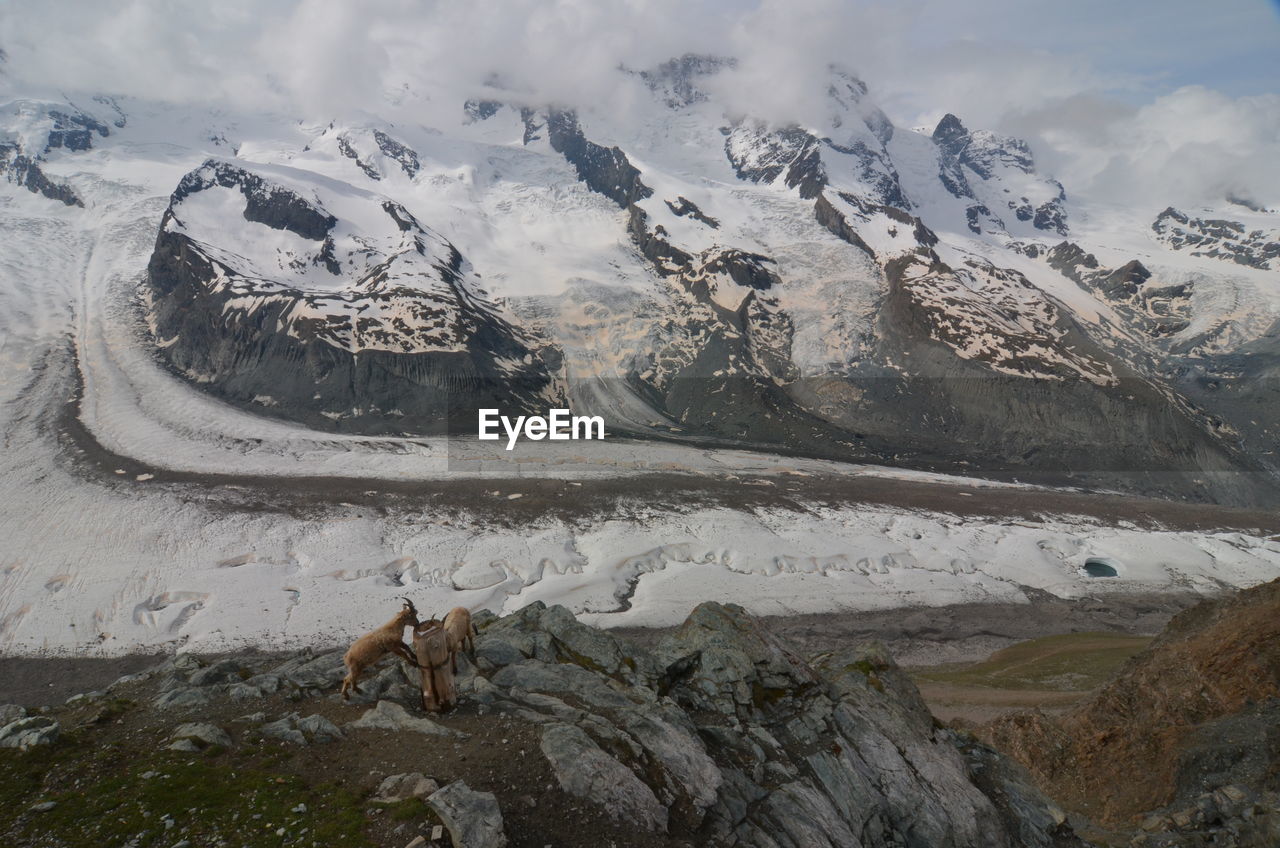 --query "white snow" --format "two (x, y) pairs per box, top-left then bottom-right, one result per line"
(1, 85), (1278, 657)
